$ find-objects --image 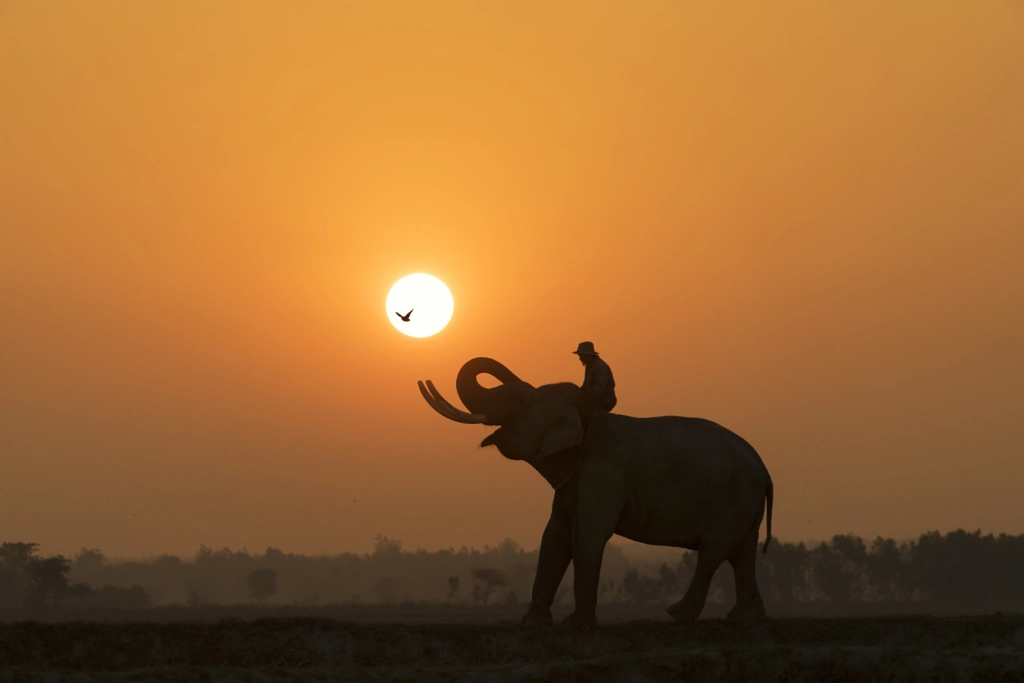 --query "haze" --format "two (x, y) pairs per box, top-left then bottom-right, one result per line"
(1, 2), (1022, 559)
